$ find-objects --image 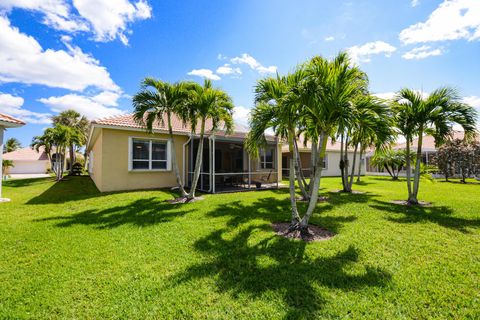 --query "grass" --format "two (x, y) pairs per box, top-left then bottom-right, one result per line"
(0, 176), (479, 319)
